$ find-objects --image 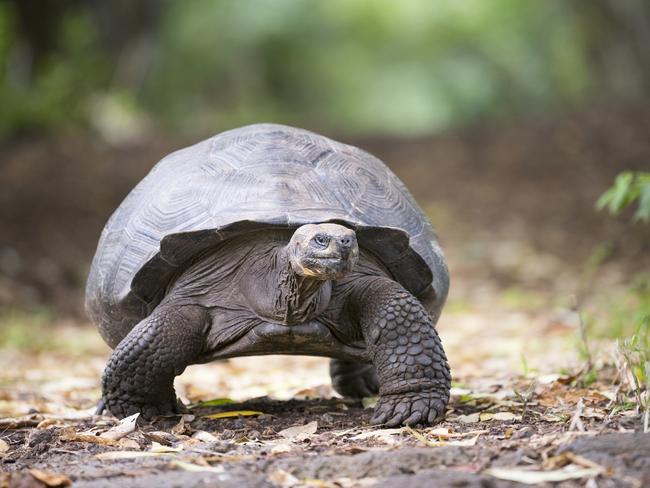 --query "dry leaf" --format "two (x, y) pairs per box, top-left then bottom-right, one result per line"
(484, 466), (601, 484)
(36, 419), (62, 429)
(405, 427), (441, 447)
(270, 442), (293, 454)
(426, 427), (454, 437)
(492, 412), (521, 421)
(171, 414), (195, 435)
(202, 410), (264, 419)
(0, 416), (42, 429)
(192, 431), (219, 443)
(406, 427), (480, 447)
(537, 413), (564, 422)
(278, 421), (318, 440)
(457, 413), (480, 423)
(143, 431), (178, 445)
(29, 469), (71, 488)
(0, 439), (9, 454)
(333, 477), (378, 488)
(425, 428), (488, 440)
(150, 441), (183, 453)
(117, 438), (140, 450)
(349, 428), (403, 443)
(447, 436), (480, 447)
(61, 430), (117, 446)
(169, 460), (224, 473)
(302, 479), (335, 487)
(268, 469), (300, 487)
(95, 451), (173, 460)
(100, 413), (139, 441)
